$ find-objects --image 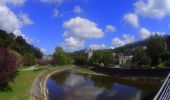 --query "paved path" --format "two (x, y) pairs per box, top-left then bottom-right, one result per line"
(20, 66), (49, 71)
